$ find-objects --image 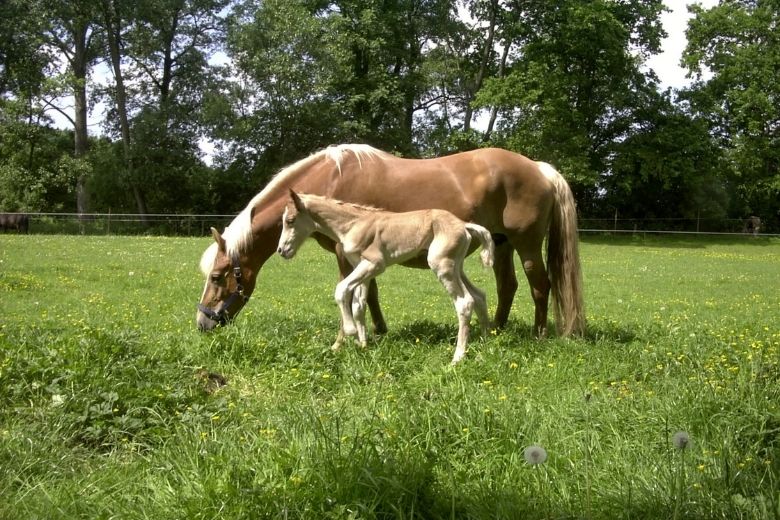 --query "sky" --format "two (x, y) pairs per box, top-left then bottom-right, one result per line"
(647, 0), (719, 89)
